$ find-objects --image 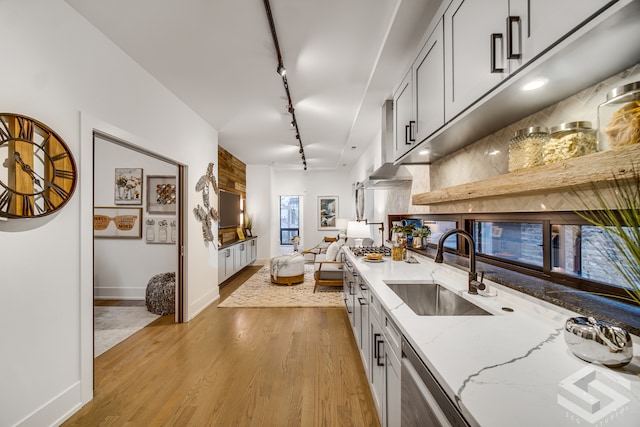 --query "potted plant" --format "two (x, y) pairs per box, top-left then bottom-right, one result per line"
(391, 223), (416, 245)
(412, 226), (432, 249)
(290, 235), (301, 252)
(576, 167), (640, 306)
